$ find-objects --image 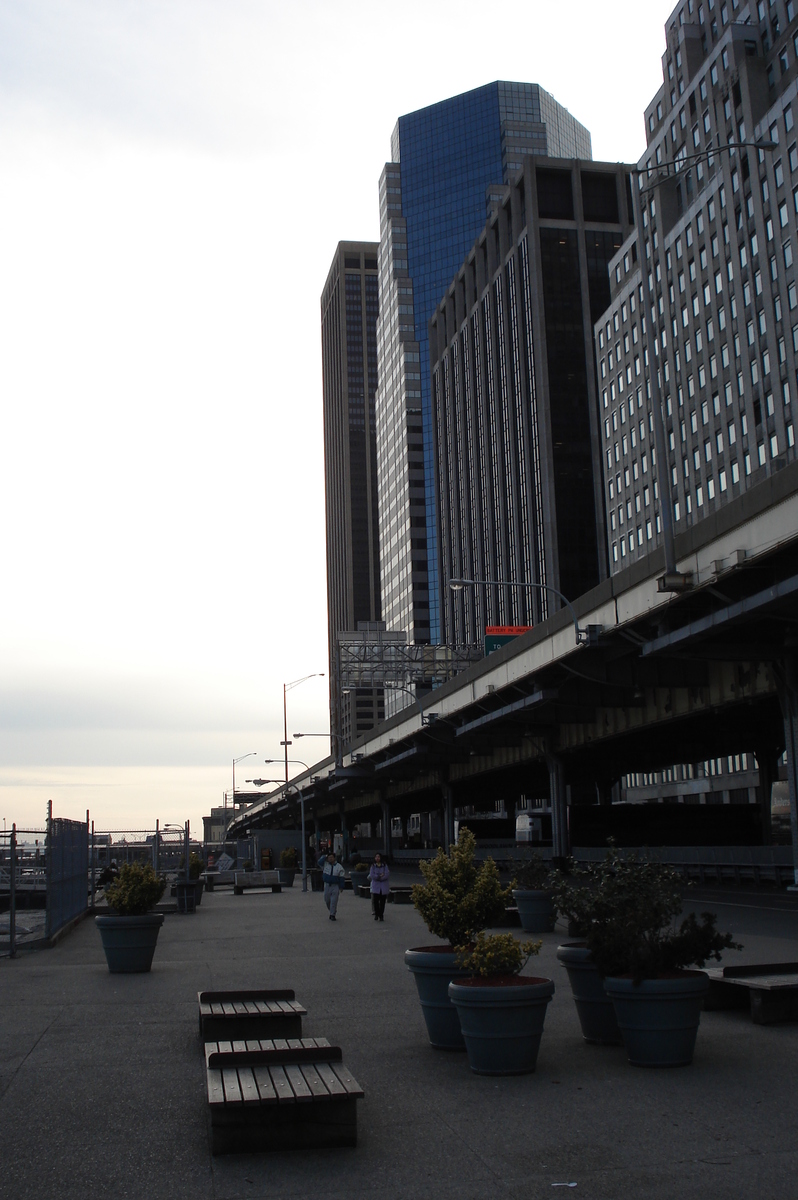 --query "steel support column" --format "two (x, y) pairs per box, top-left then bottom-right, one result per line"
(777, 657), (798, 886)
(441, 783), (454, 851)
(547, 754), (569, 862)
